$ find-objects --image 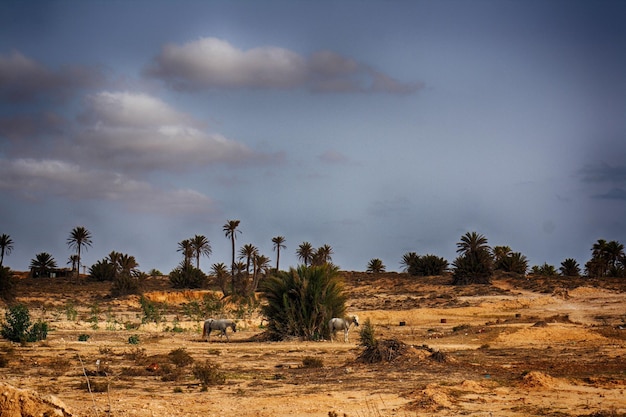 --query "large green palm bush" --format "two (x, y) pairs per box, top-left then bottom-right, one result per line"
(261, 265), (346, 341)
